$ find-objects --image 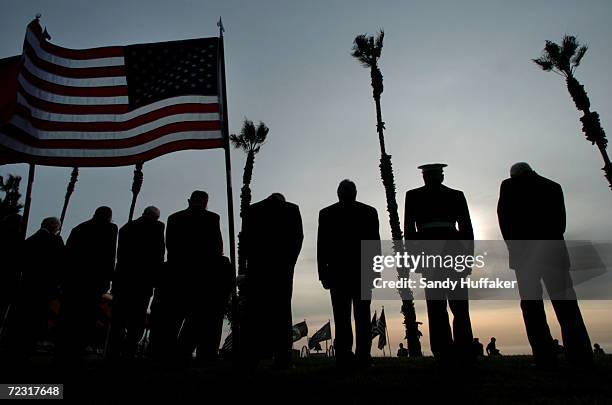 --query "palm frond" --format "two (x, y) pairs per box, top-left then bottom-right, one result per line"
(351, 34), (375, 68)
(572, 45), (588, 68)
(374, 29), (384, 59)
(532, 57), (554, 72)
